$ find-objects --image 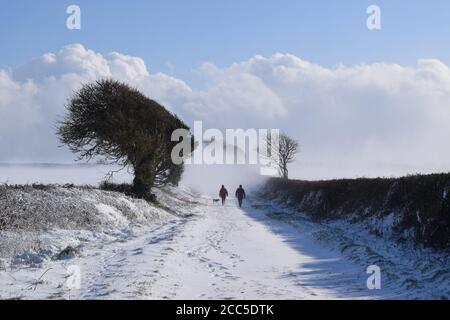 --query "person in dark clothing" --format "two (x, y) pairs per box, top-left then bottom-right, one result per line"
(219, 185), (228, 206)
(235, 185), (246, 208)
